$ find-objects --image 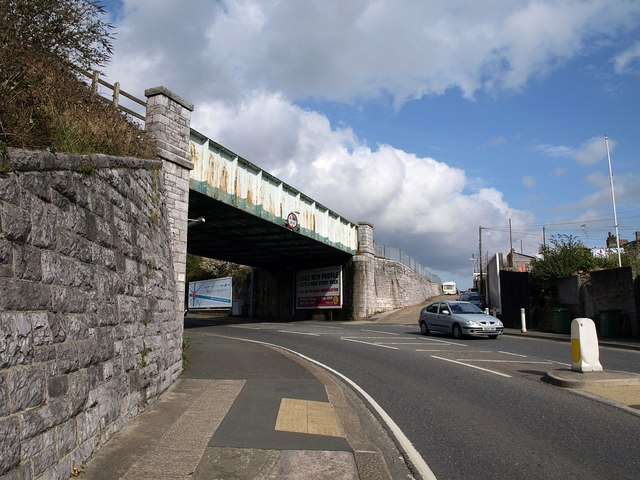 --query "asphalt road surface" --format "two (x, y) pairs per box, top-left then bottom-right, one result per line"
(185, 318), (640, 479)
